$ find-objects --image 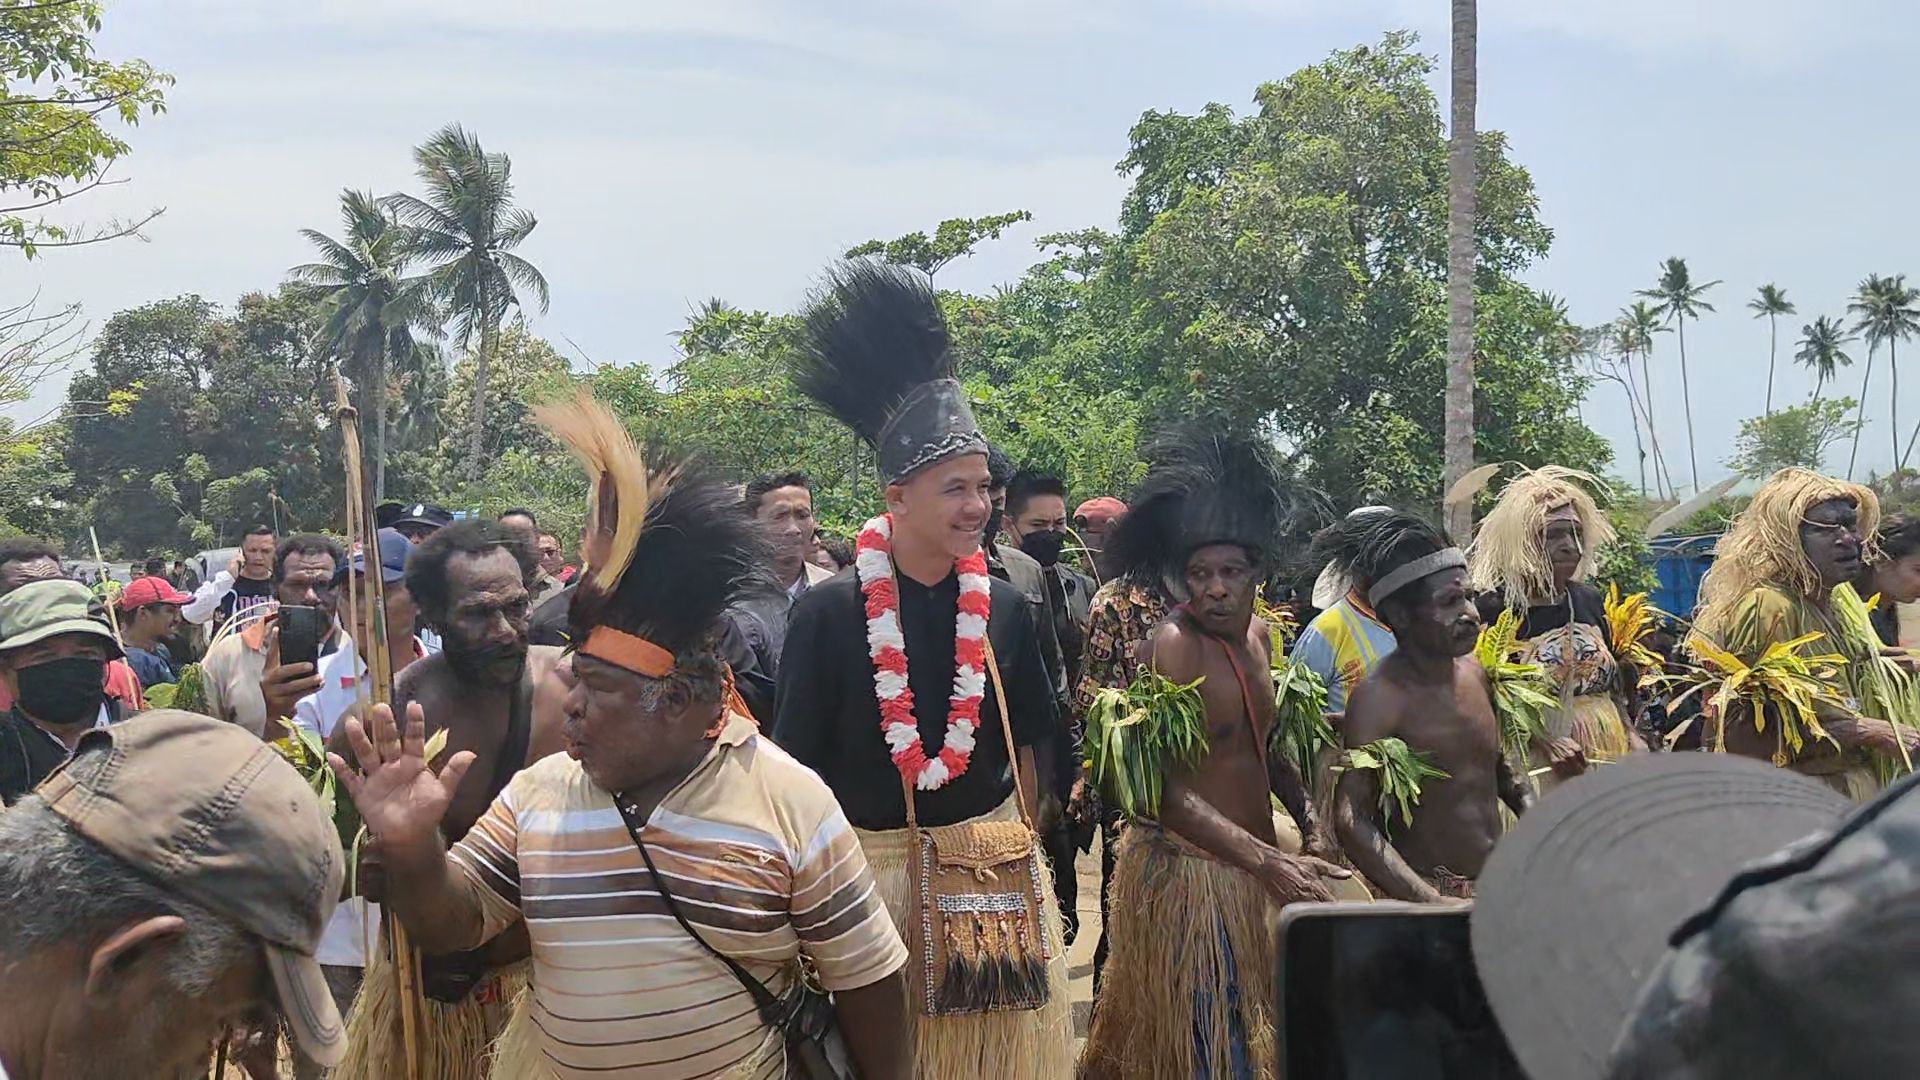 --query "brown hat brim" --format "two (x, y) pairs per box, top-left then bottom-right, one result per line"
(266, 941), (345, 1067)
